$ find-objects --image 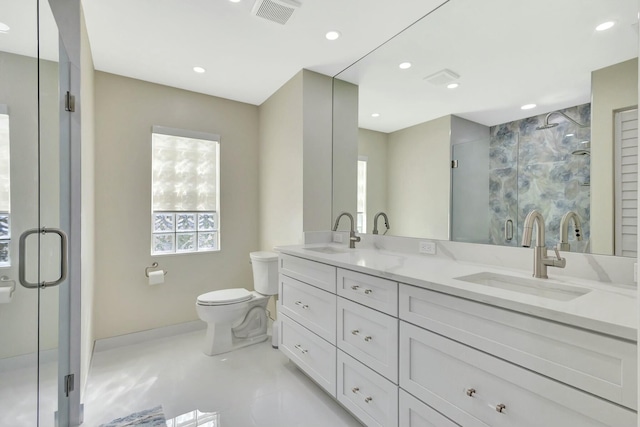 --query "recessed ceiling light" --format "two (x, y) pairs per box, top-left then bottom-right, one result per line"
(193, 66), (206, 73)
(229, 0), (241, 2)
(0, 23), (10, 33)
(447, 83), (459, 89)
(325, 31), (341, 41)
(399, 62), (412, 70)
(596, 21), (615, 31)
(521, 104), (537, 110)
(371, 113), (380, 118)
